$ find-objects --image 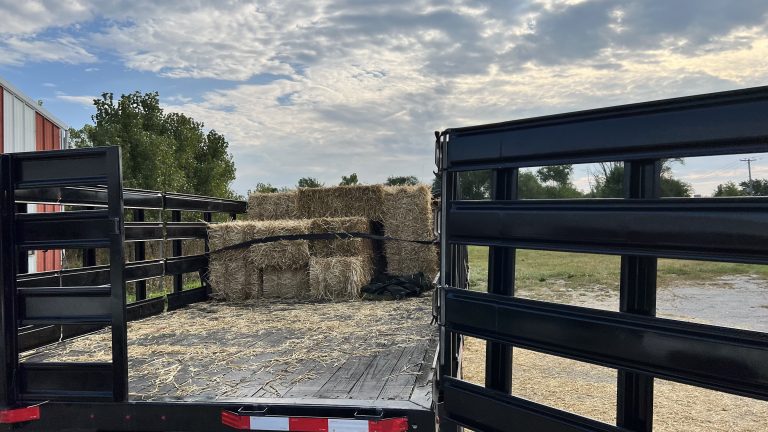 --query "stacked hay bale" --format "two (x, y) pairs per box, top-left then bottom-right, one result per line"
(208, 183), (437, 303)
(382, 185), (438, 280)
(247, 191), (298, 220)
